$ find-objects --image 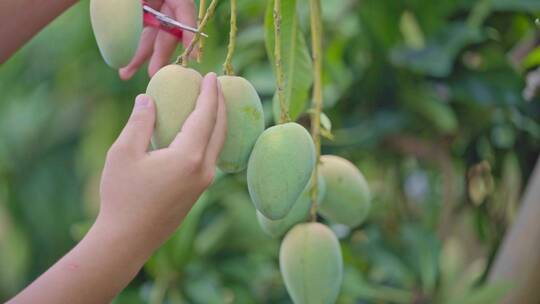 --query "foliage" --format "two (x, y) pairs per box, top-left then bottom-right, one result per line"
(0, 0), (539, 303)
